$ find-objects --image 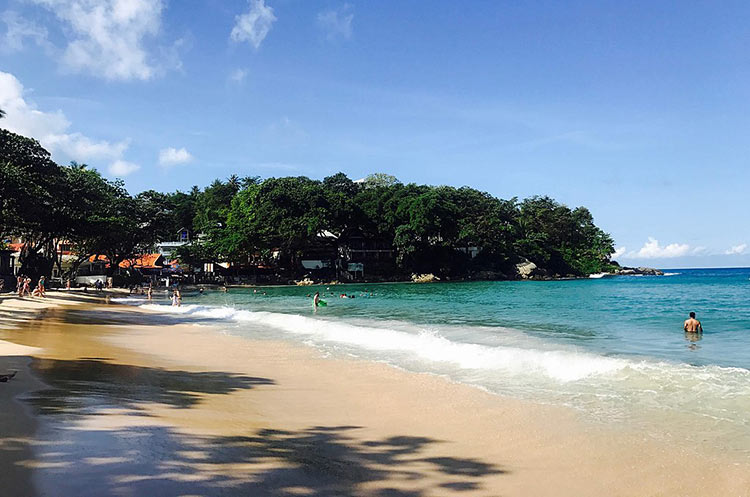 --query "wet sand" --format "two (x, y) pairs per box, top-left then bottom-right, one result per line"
(1, 295), (750, 496)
